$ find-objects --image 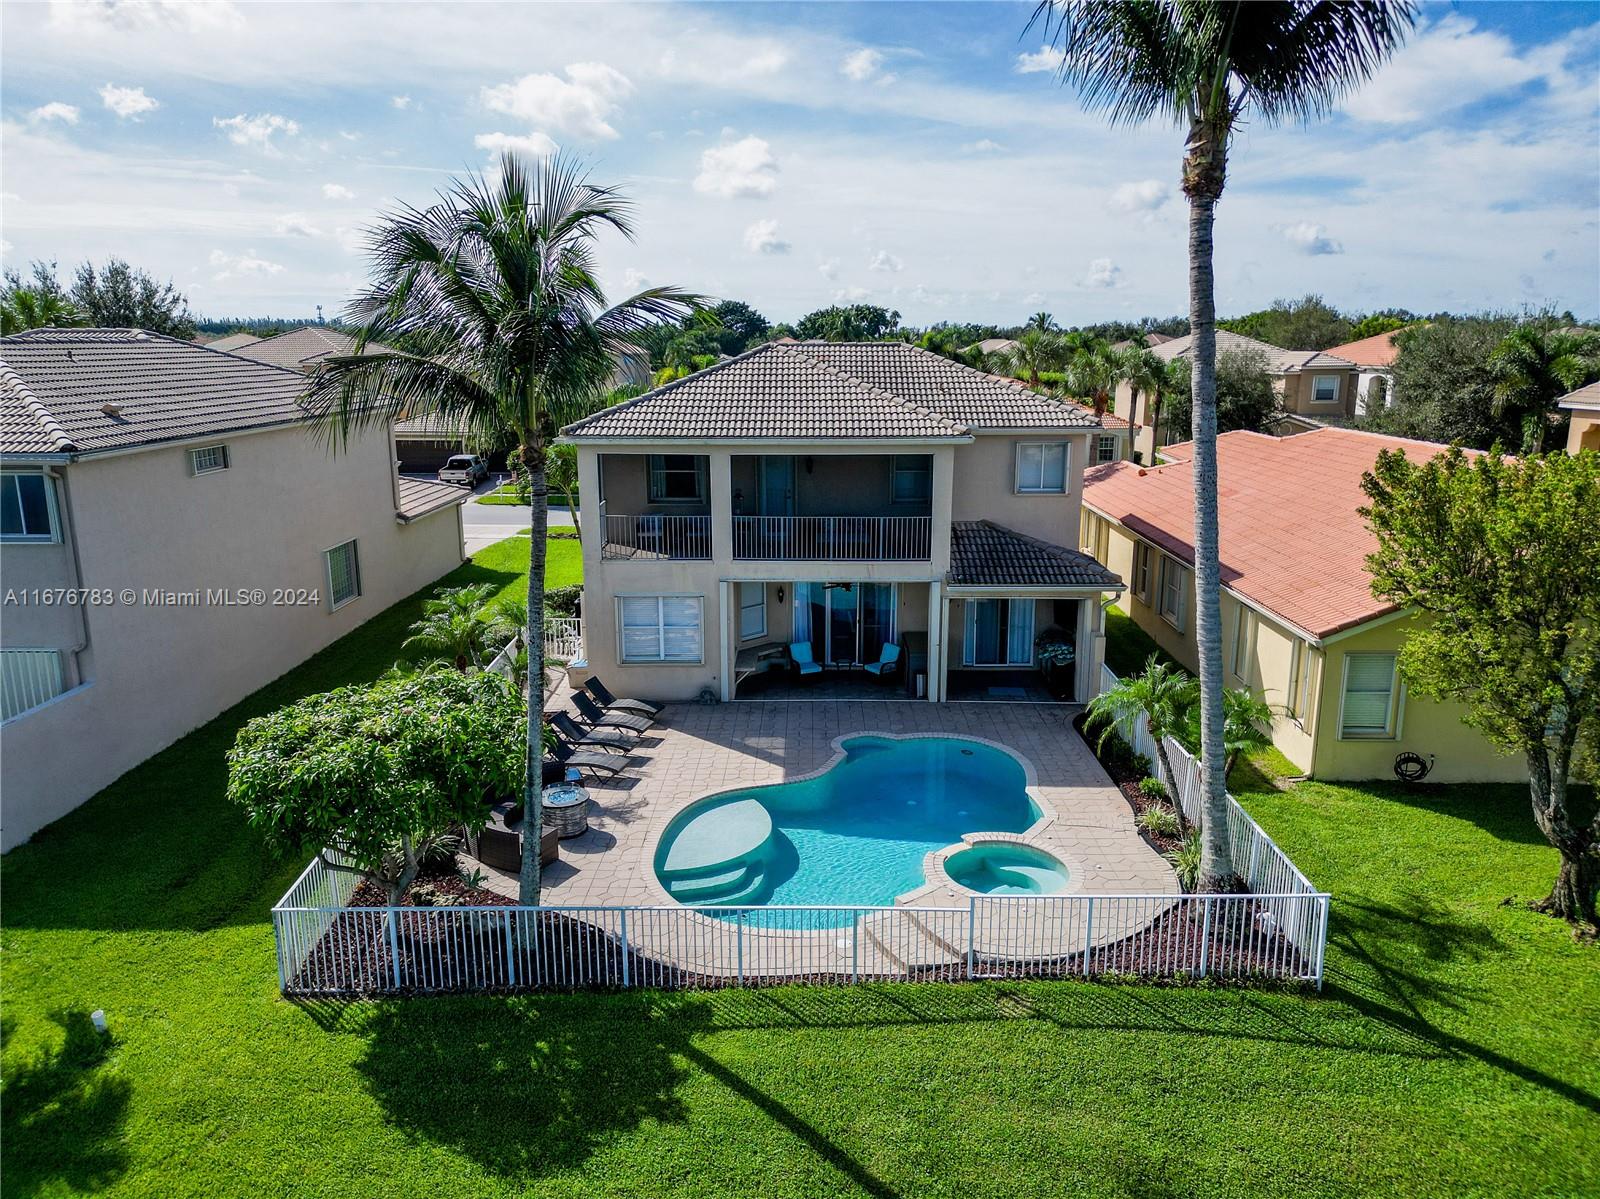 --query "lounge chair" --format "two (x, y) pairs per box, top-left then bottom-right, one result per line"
(584, 676), (661, 718)
(572, 692), (653, 735)
(548, 736), (630, 781)
(550, 711), (634, 753)
(789, 641), (823, 679)
(863, 642), (902, 681)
